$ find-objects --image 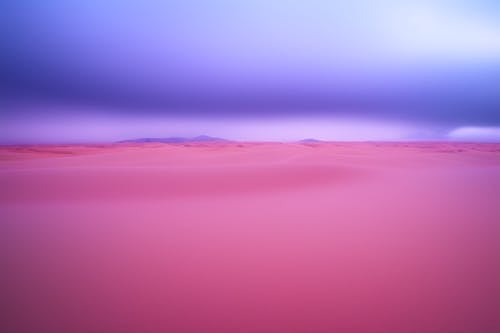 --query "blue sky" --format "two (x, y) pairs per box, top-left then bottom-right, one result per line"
(1, 0), (500, 142)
